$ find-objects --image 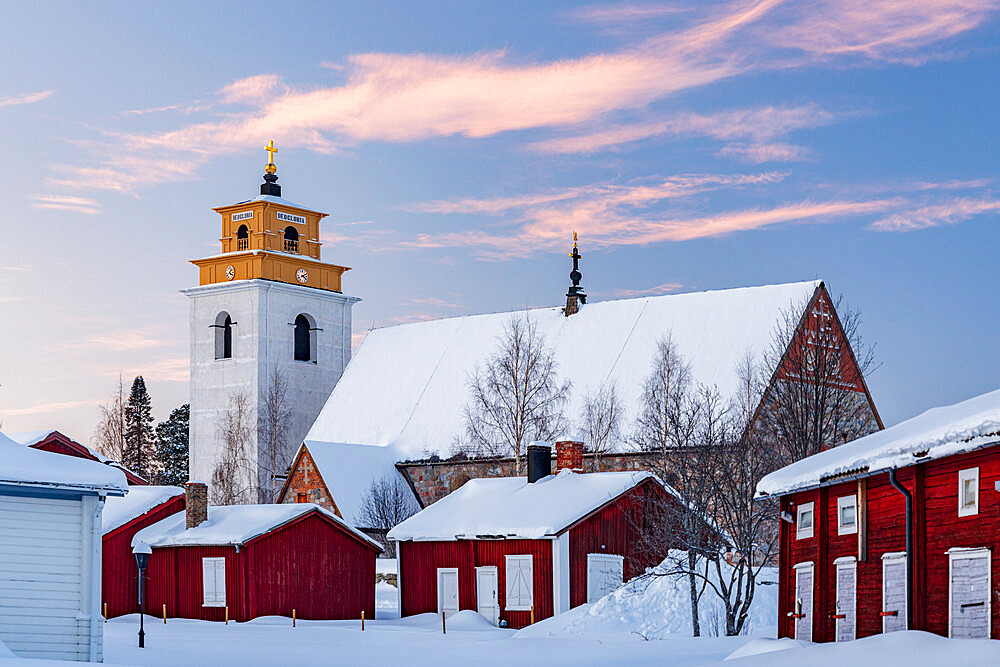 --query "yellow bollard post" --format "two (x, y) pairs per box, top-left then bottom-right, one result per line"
(163, 603), (167, 624)
(103, 602), (107, 623)
(292, 608), (296, 627)
(225, 606), (229, 625)
(530, 605), (534, 625)
(442, 610), (446, 634)
(361, 610), (365, 631)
